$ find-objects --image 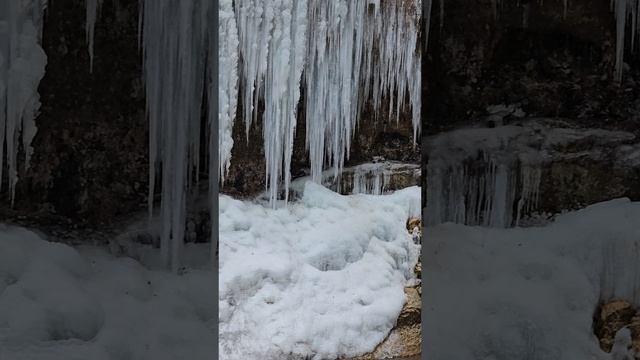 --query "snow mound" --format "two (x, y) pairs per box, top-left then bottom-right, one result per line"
(425, 198), (640, 360)
(219, 182), (421, 360)
(0, 227), (215, 360)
